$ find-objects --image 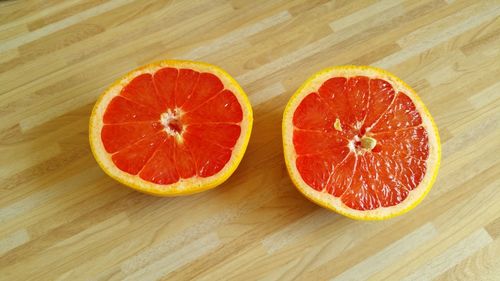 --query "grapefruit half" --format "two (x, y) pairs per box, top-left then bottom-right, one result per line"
(283, 65), (440, 220)
(90, 60), (252, 196)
